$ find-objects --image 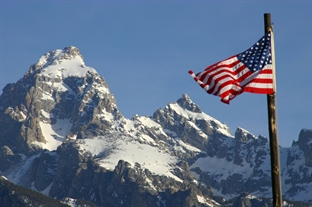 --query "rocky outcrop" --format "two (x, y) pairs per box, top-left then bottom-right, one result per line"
(152, 94), (231, 153)
(46, 141), (214, 207)
(296, 129), (312, 166)
(231, 193), (269, 207)
(176, 94), (202, 113)
(29, 151), (58, 191)
(0, 146), (22, 172)
(0, 176), (69, 207)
